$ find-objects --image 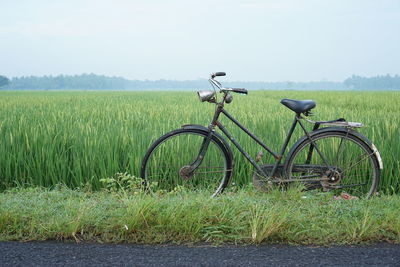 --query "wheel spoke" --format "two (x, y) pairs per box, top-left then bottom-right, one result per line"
(341, 152), (373, 174)
(334, 137), (346, 167)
